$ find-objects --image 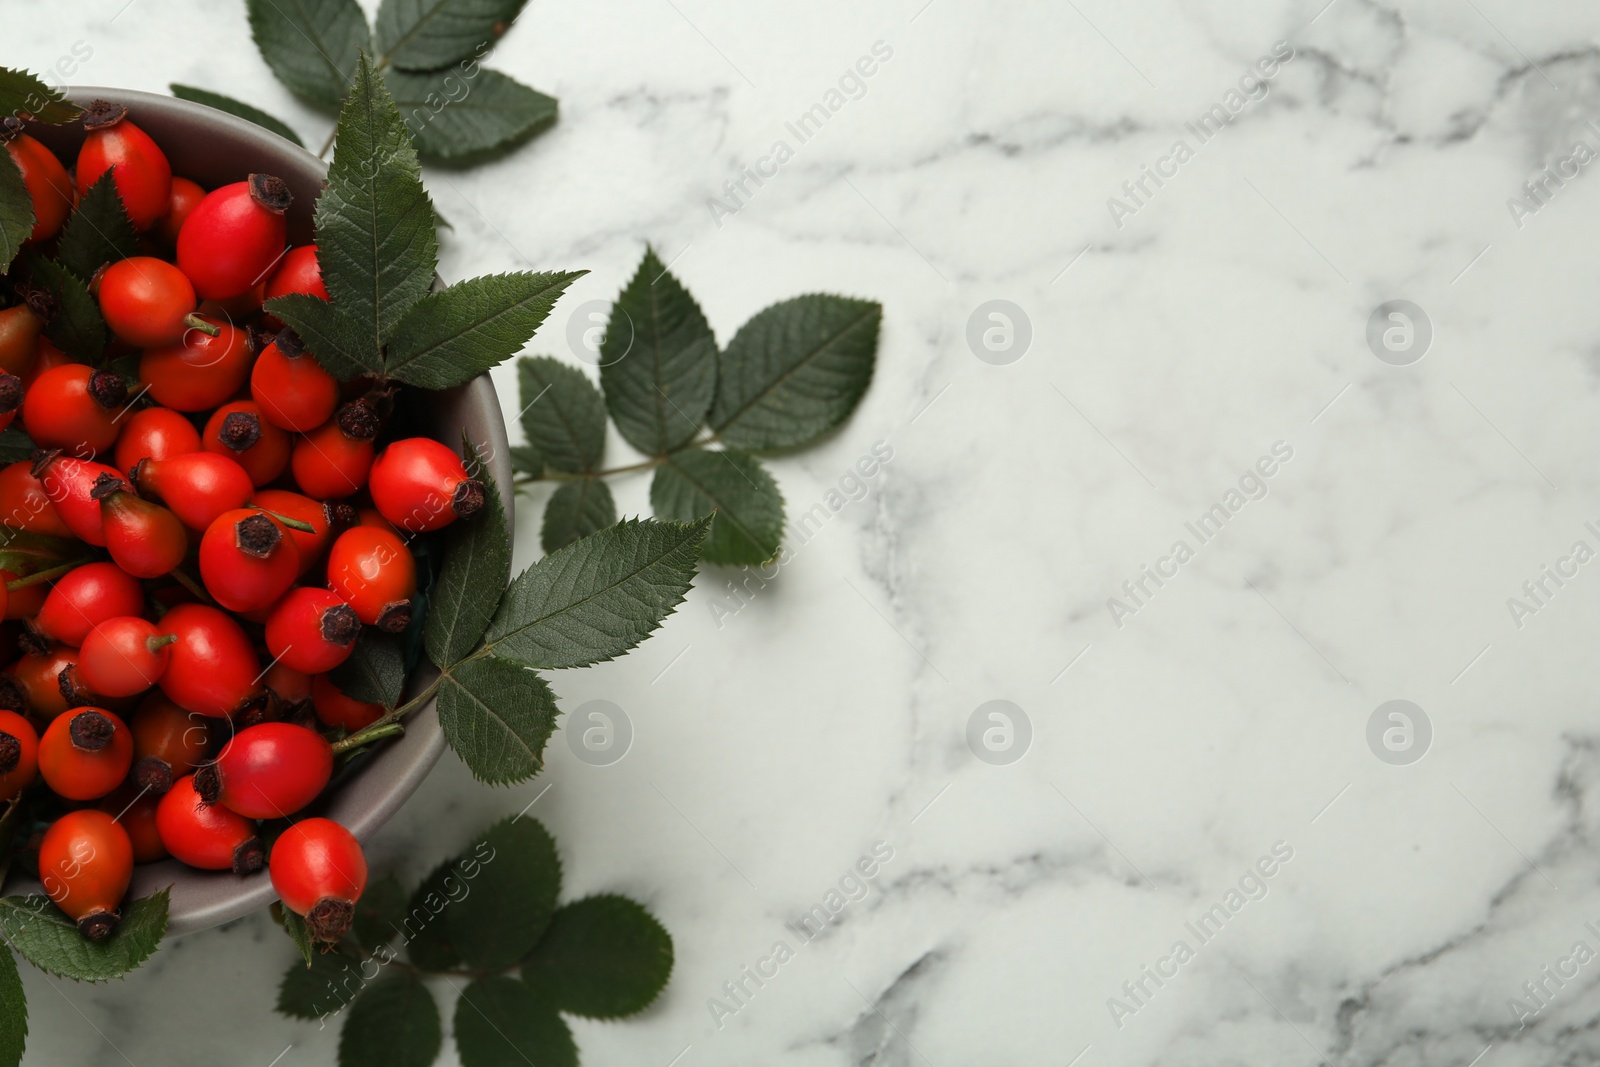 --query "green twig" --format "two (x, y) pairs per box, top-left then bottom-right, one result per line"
(331, 721), (405, 754)
(5, 558), (96, 591)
